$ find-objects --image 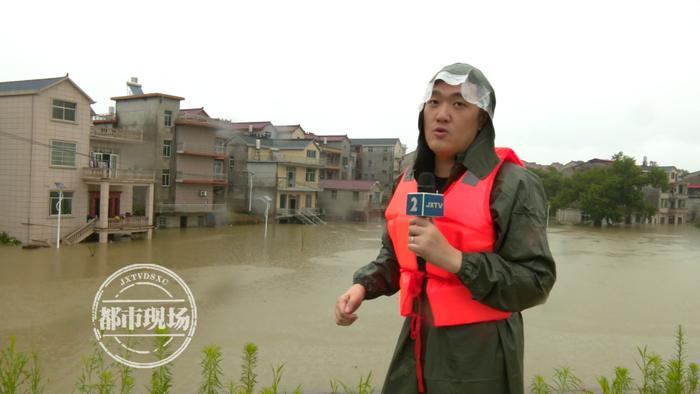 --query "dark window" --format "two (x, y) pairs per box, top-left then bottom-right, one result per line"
(162, 140), (172, 158)
(331, 190), (337, 200)
(305, 168), (316, 182)
(52, 99), (76, 121)
(162, 169), (170, 187)
(280, 194), (287, 208)
(353, 191), (359, 201)
(50, 191), (73, 215)
(164, 110), (172, 126)
(306, 150), (317, 158)
(50, 140), (76, 167)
